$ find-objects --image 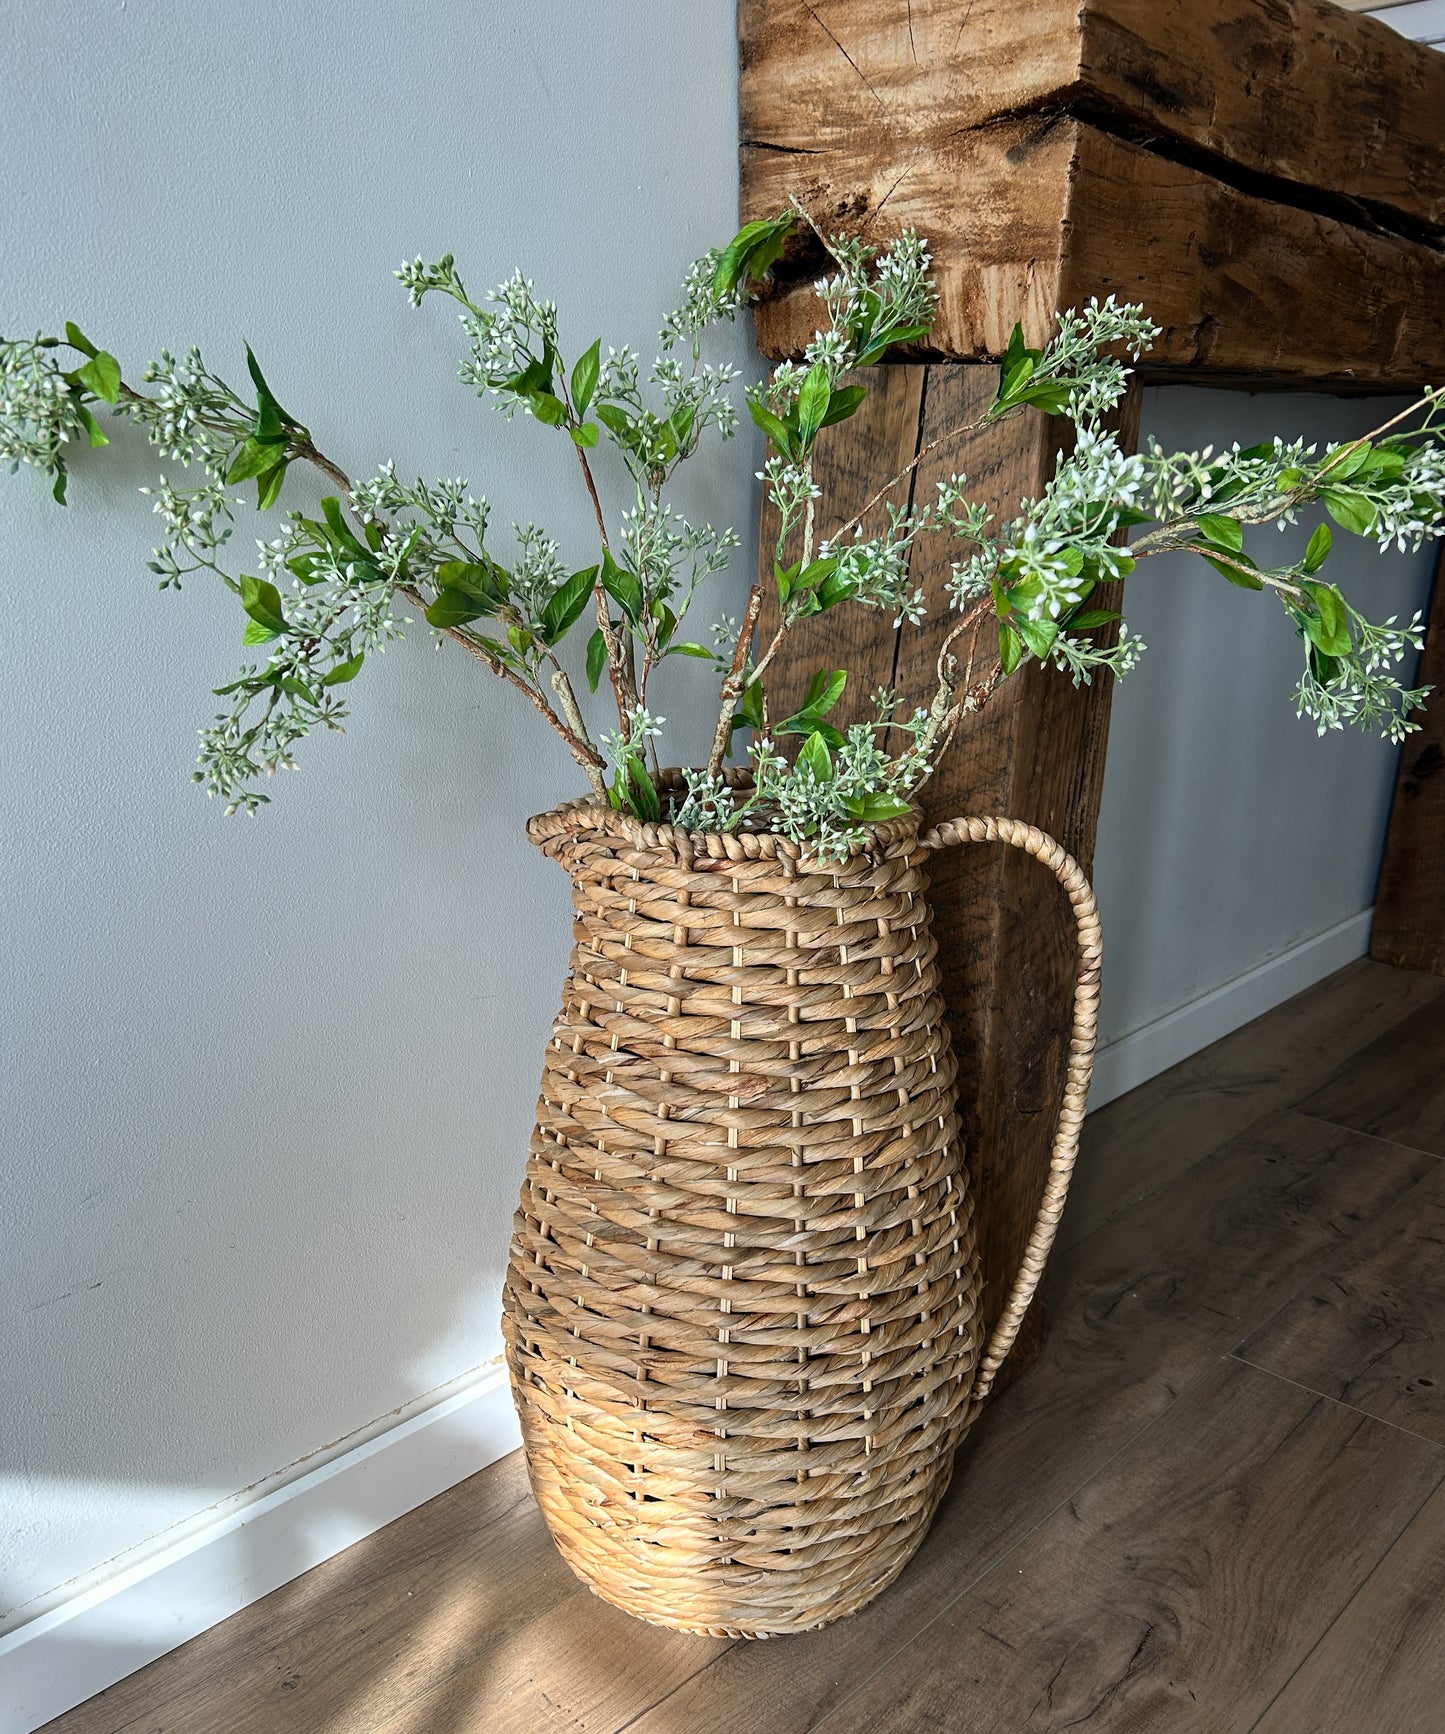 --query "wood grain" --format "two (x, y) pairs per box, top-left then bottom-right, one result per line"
(814, 1357), (1445, 1734)
(738, 0), (1445, 237)
(1067, 955), (1445, 1246)
(1254, 1478), (1445, 1733)
(623, 1108), (1435, 1734)
(35, 1451), (581, 1734)
(1238, 1158), (1445, 1445)
(1372, 548), (1445, 975)
(1294, 992), (1445, 1155)
(755, 364), (1130, 1381)
(745, 112), (1445, 389)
